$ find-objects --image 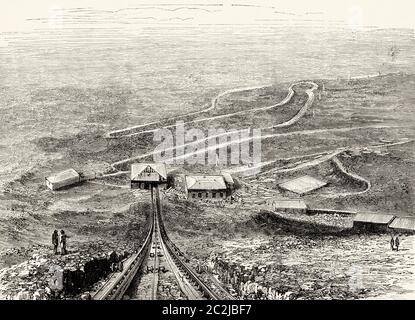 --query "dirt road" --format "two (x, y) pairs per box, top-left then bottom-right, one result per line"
(106, 84), (276, 139)
(109, 81), (317, 169)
